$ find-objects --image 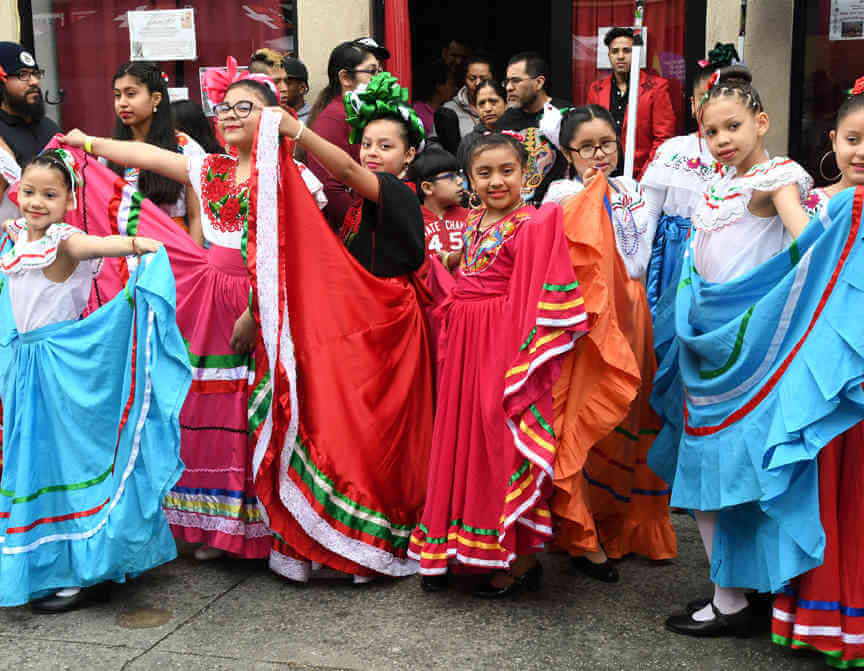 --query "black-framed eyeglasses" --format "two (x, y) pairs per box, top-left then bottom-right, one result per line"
(213, 100), (257, 118)
(352, 66), (381, 77)
(14, 69), (45, 81)
(502, 75), (535, 88)
(568, 140), (618, 159)
(427, 170), (464, 183)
